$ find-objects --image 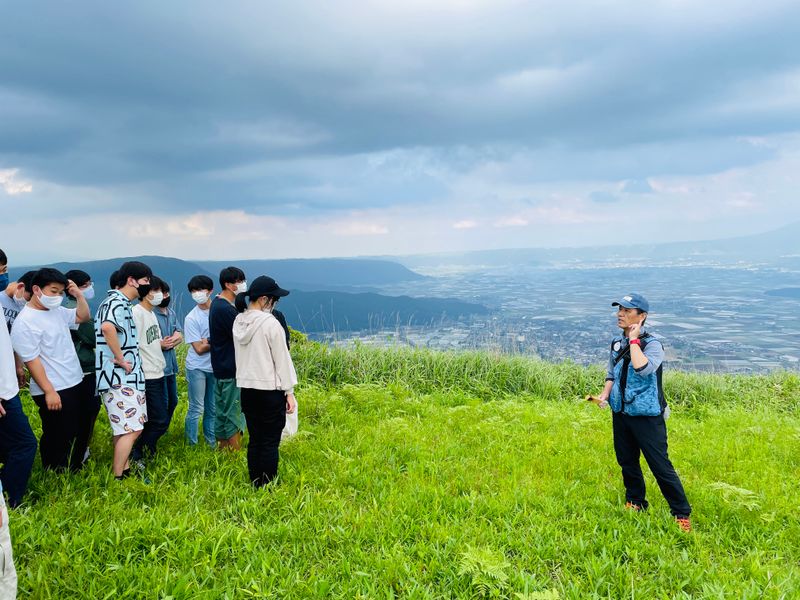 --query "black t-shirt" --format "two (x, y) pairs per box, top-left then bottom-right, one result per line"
(208, 296), (238, 380)
(272, 308), (290, 350)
